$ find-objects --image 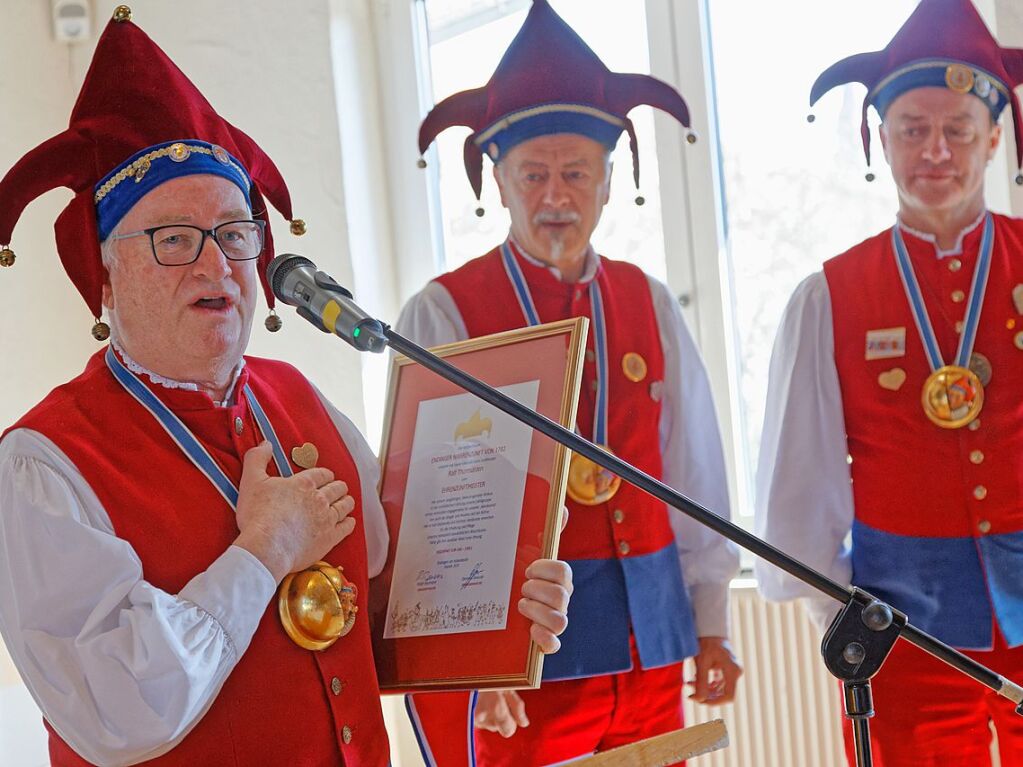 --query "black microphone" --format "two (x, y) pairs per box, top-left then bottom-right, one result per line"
(266, 253), (388, 353)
